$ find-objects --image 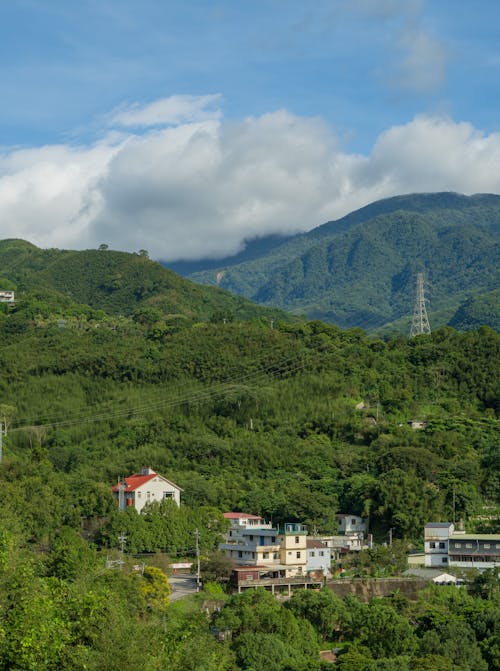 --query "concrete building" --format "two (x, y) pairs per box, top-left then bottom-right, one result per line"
(336, 514), (368, 536)
(0, 290), (14, 303)
(424, 523), (500, 571)
(448, 534), (500, 570)
(112, 467), (182, 512)
(220, 513), (308, 578)
(306, 538), (331, 576)
(424, 522), (454, 567)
